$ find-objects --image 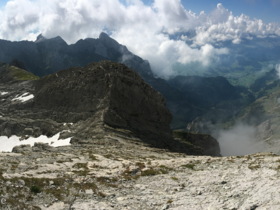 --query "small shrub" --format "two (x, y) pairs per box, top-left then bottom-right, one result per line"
(30, 186), (41, 194)
(89, 154), (98, 161)
(73, 162), (88, 169)
(171, 177), (179, 181)
(141, 168), (169, 176)
(181, 164), (195, 170)
(248, 164), (260, 170)
(135, 162), (145, 169)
